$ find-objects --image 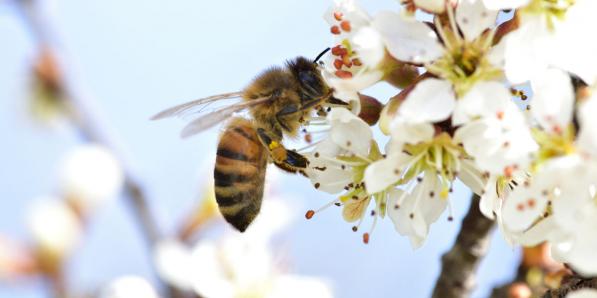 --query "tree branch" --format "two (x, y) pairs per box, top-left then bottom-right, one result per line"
(431, 194), (496, 298)
(542, 276), (597, 298)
